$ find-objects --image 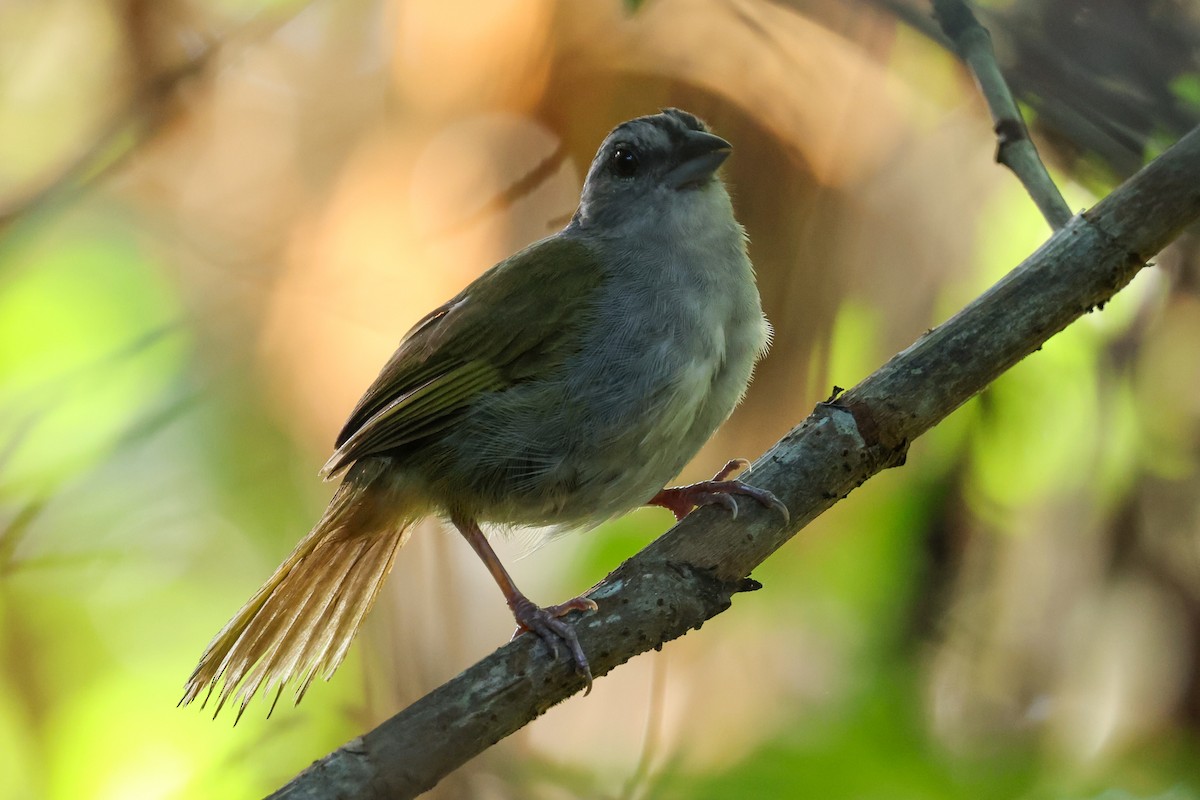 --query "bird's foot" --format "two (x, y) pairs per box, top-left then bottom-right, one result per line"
(510, 594), (599, 693)
(648, 458), (789, 523)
